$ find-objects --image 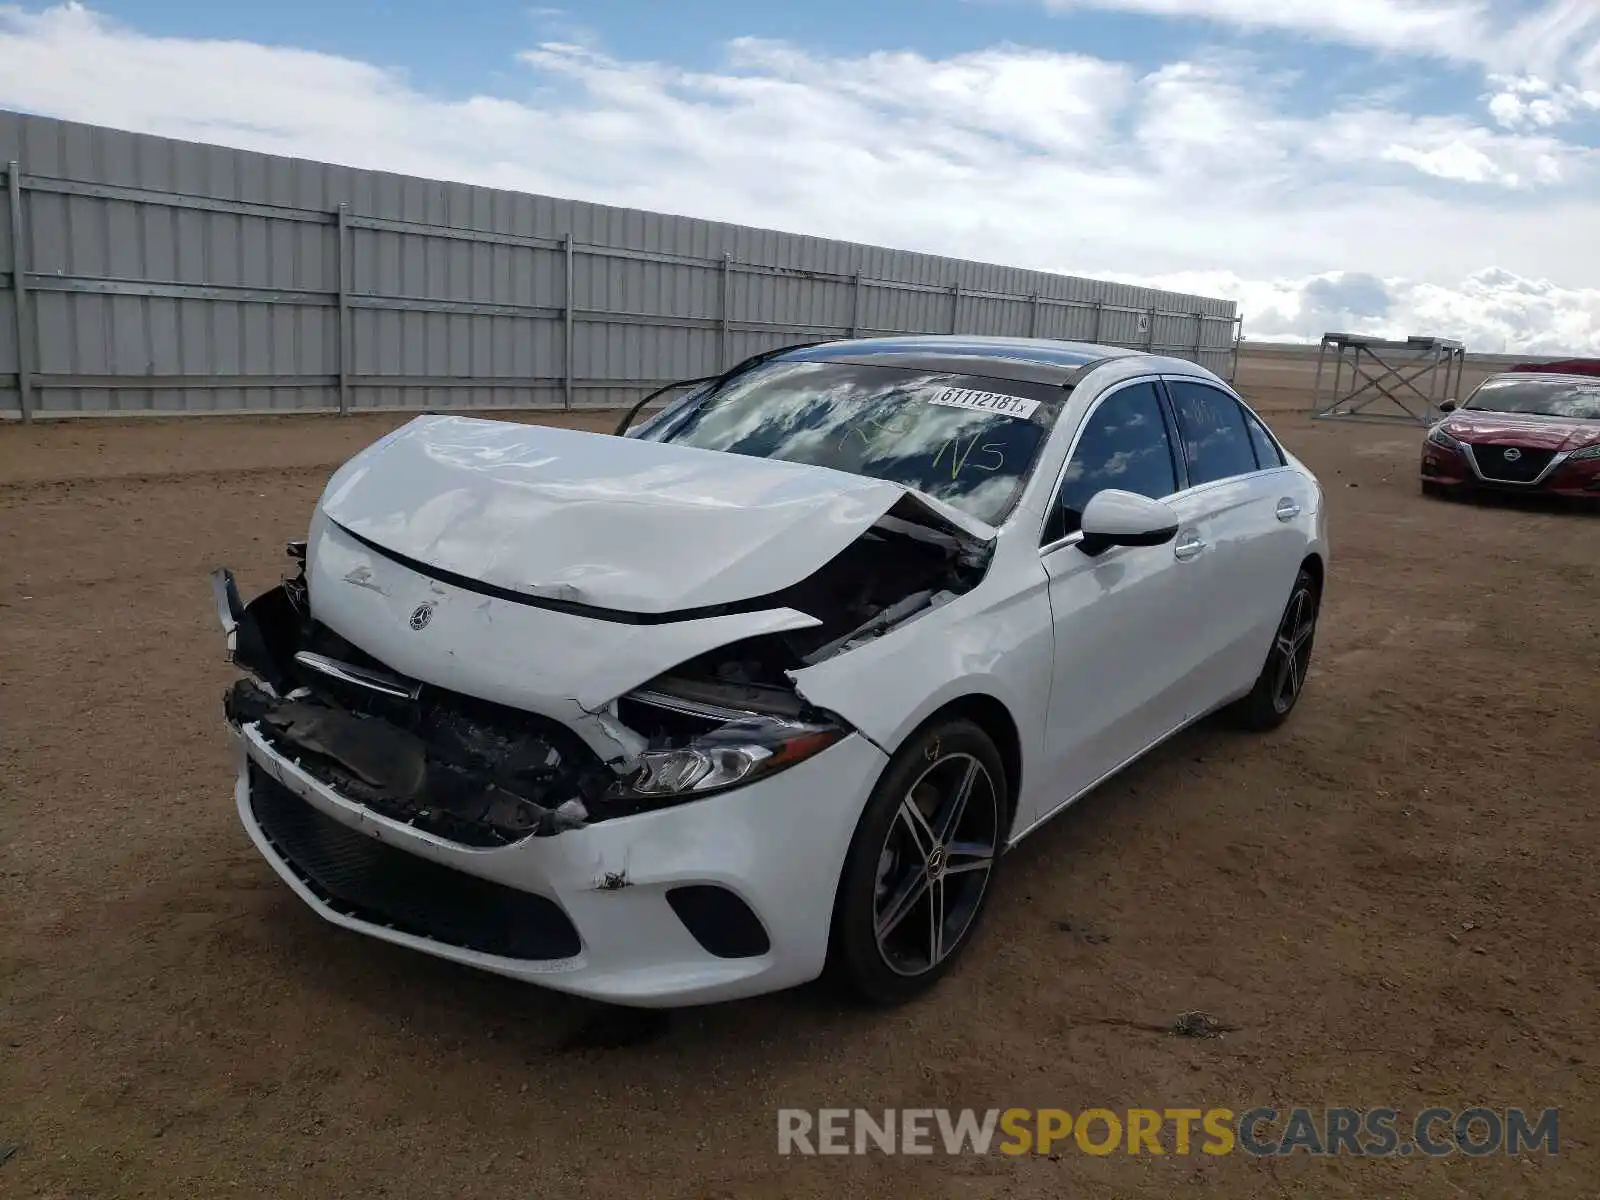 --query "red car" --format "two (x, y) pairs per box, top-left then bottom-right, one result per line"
(1420, 361), (1600, 501)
